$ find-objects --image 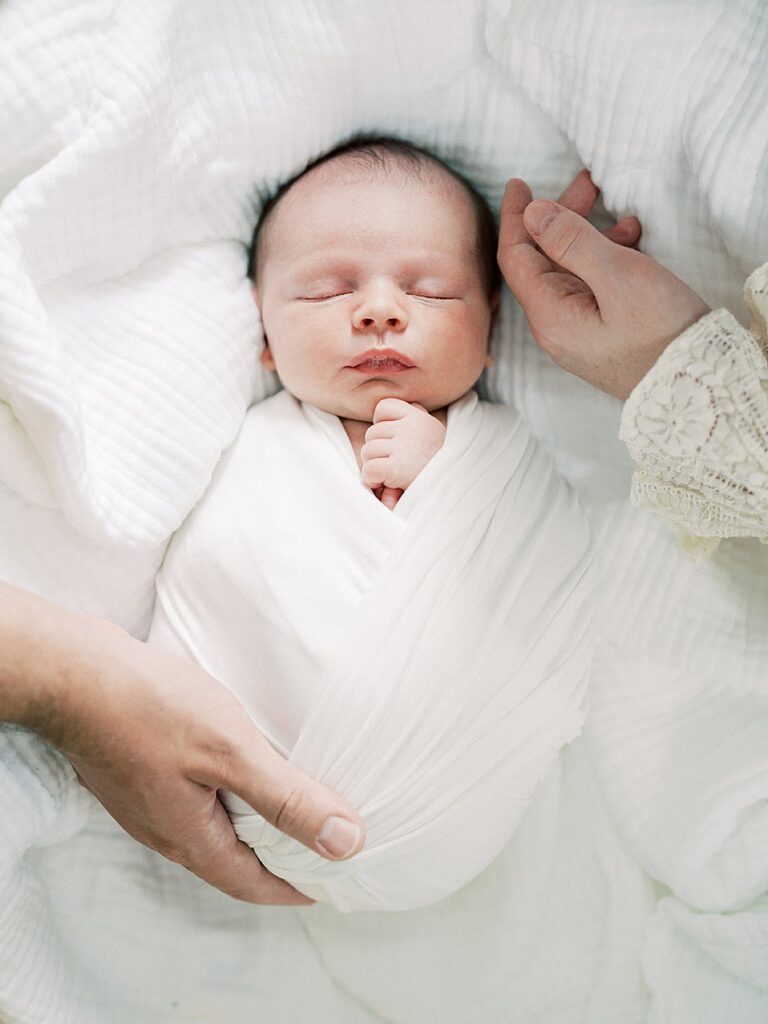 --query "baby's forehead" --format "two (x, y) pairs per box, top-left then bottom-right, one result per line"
(281, 156), (465, 220)
(260, 157), (473, 263)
